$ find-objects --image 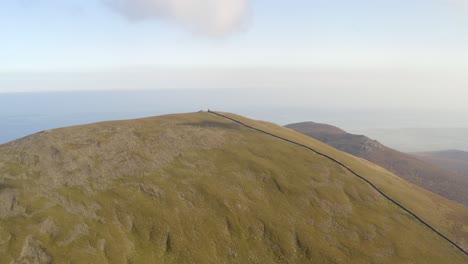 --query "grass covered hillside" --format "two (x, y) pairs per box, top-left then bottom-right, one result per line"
(286, 122), (468, 206)
(0, 112), (467, 263)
